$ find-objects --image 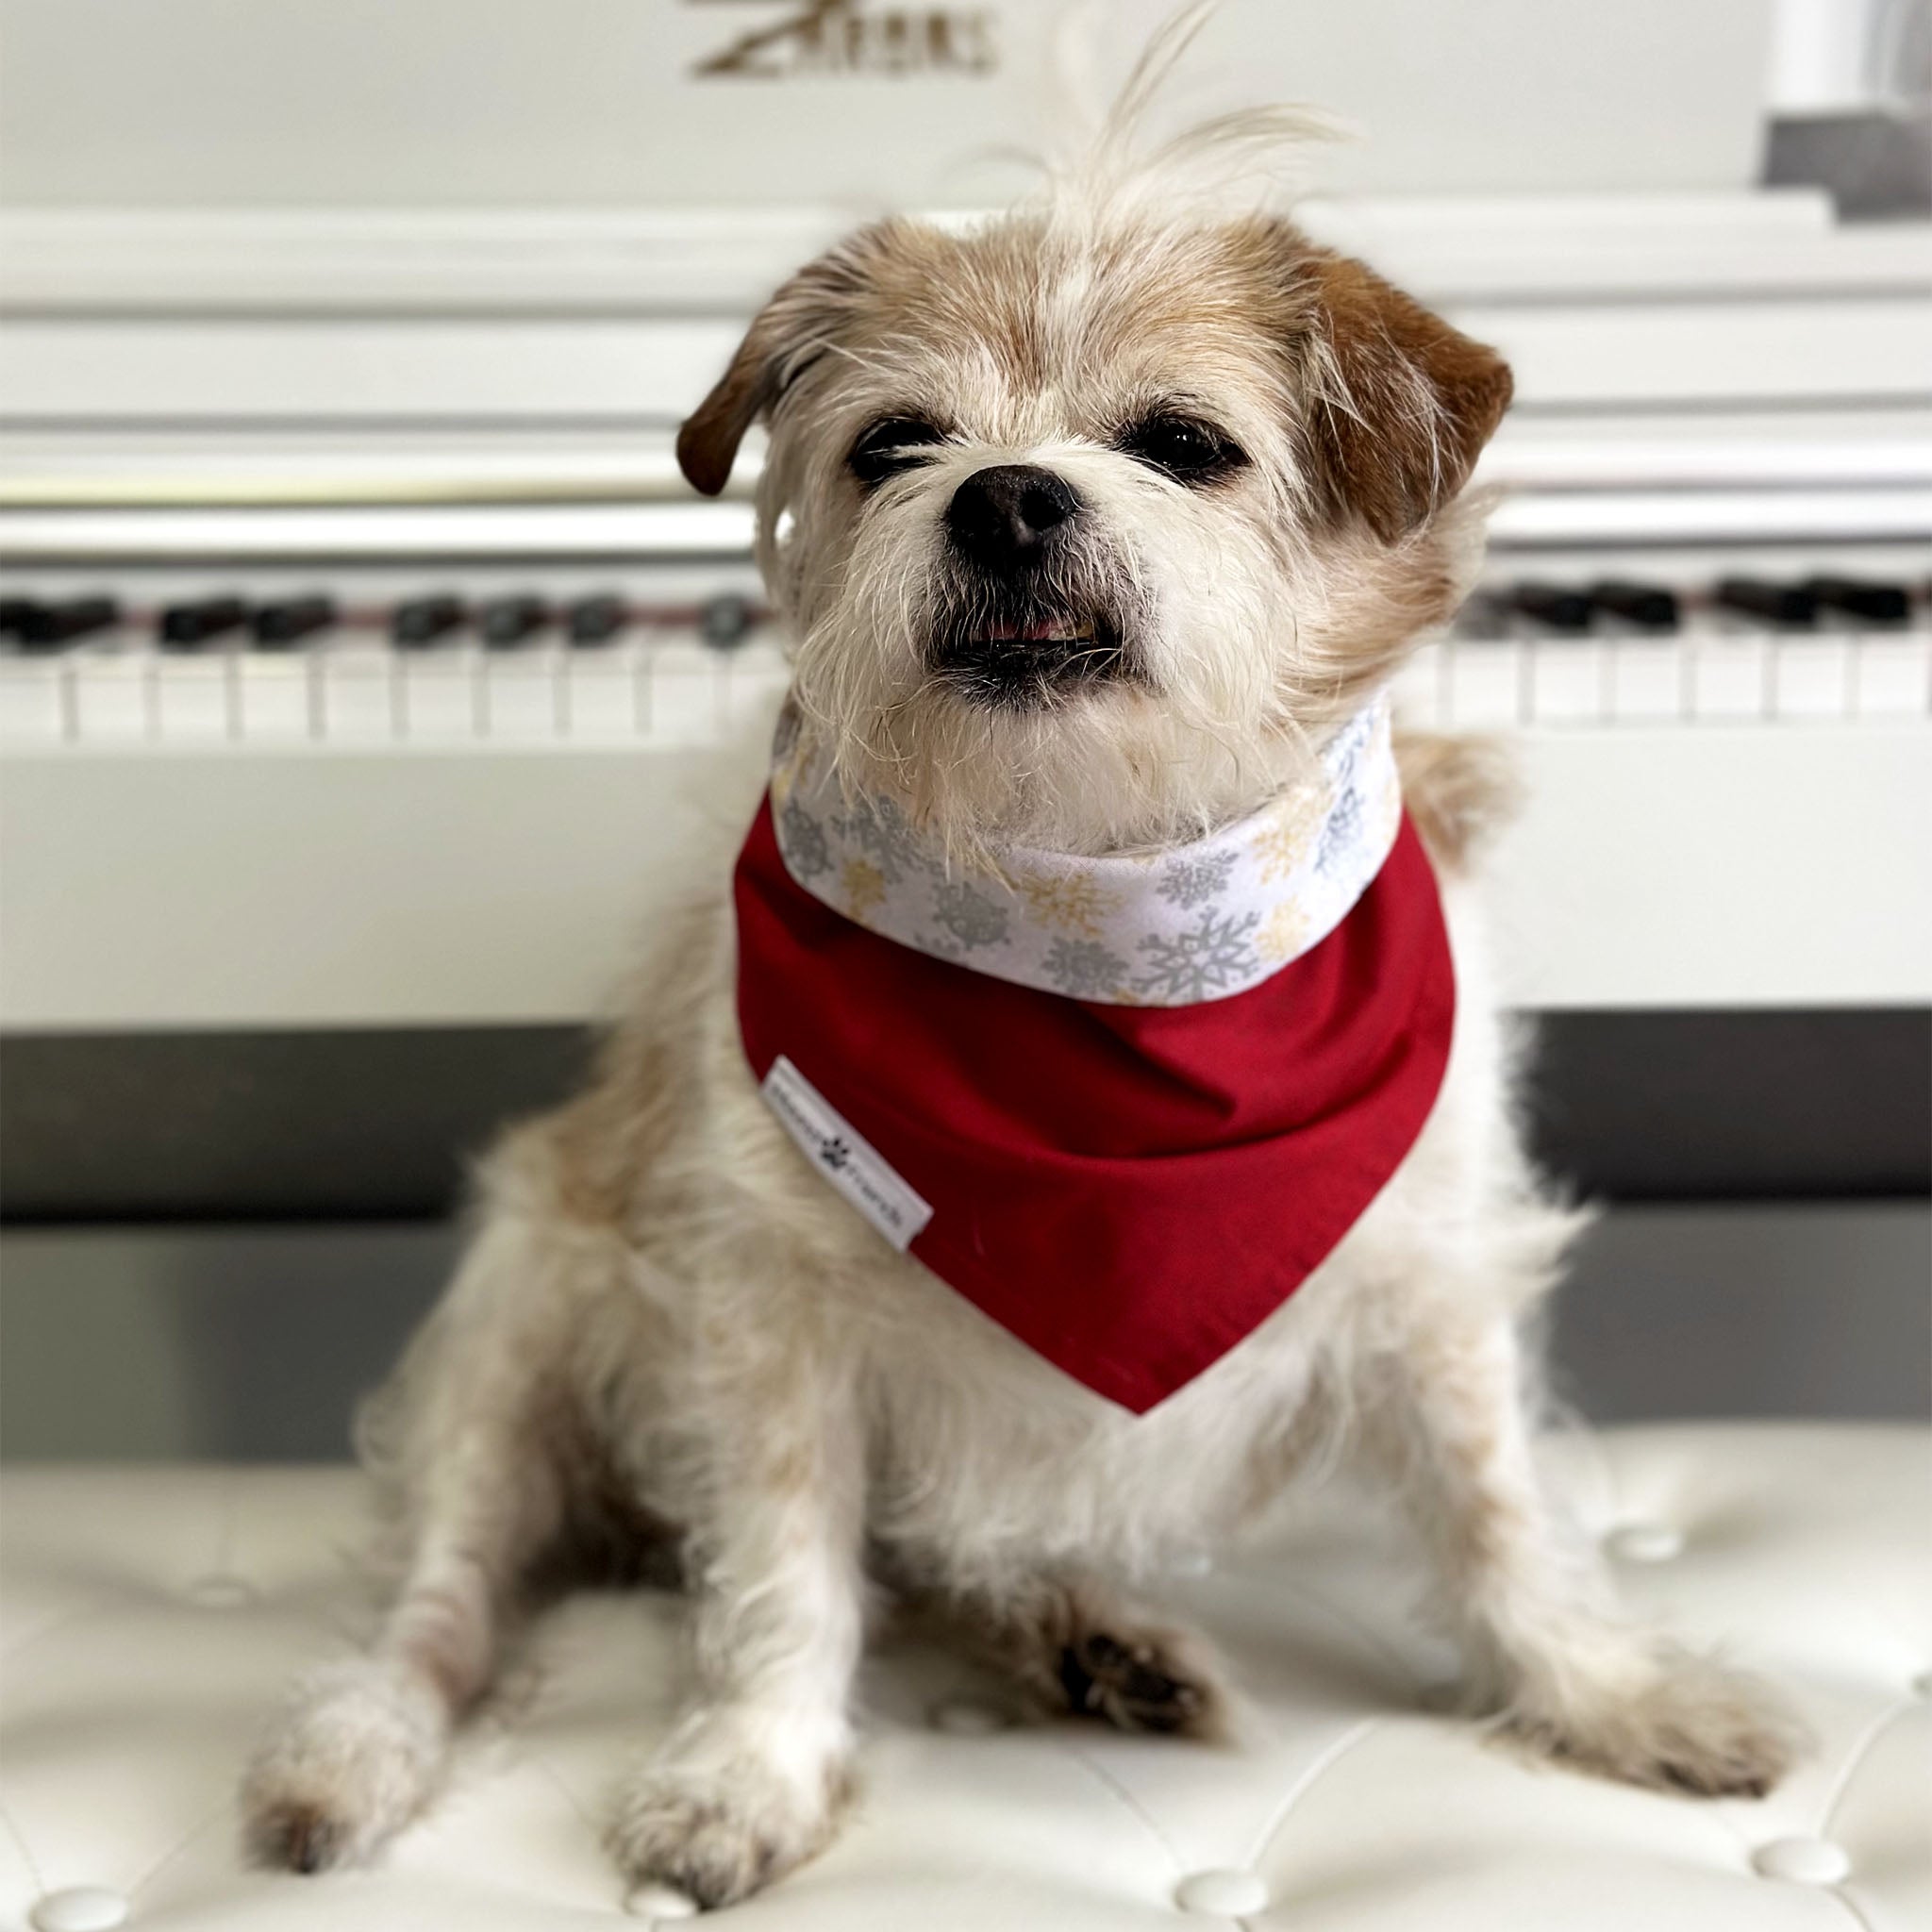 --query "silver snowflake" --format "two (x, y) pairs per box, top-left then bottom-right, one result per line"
(929, 878), (1010, 951)
(830, 794), (933, 884)
(1041, 936), (1130, 999)
(1132, 907), (1260, 1000)
(1316, 783), (1363, 875)
(778, 797), (832, 879)
(1154, 848), (1238, 910)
